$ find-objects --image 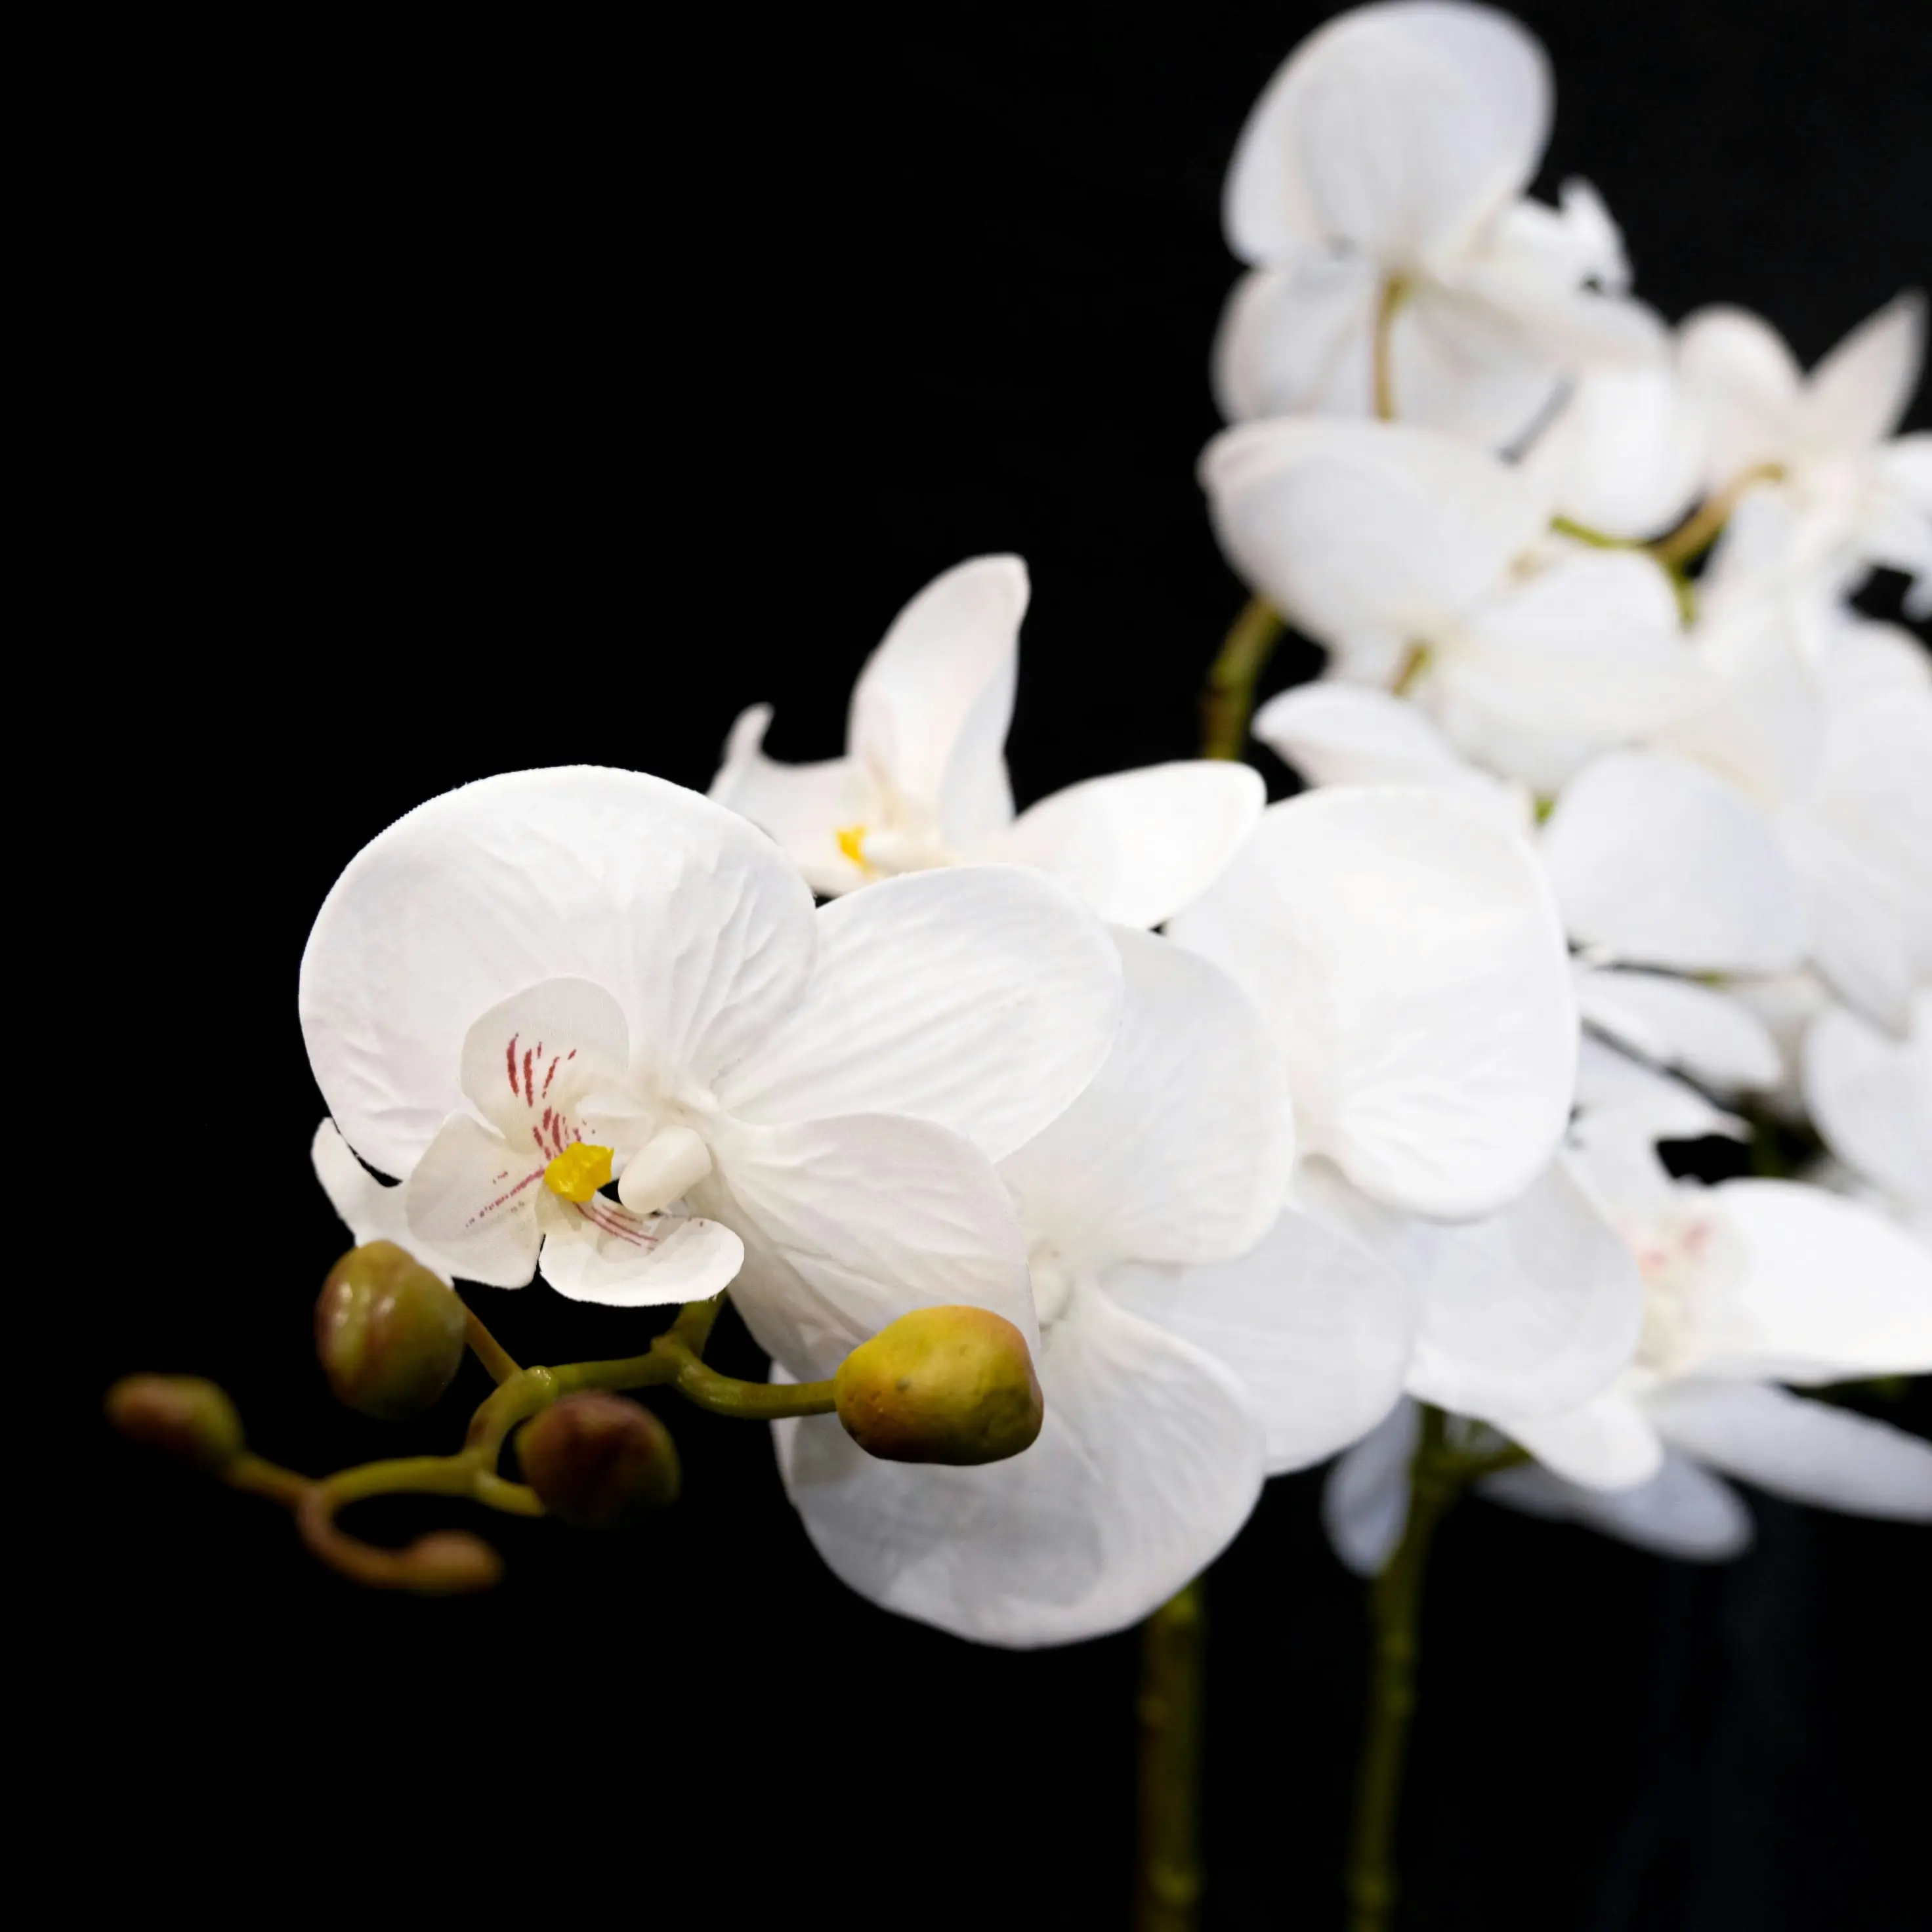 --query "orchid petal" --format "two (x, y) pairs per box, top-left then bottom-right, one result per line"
(709, 705), (869, 896)
(300, 768), (818, 1176)
(774, 1284), (1263, 1647)
(403, 1113), (545, 1290)
(1804, 1001), (1932, 1208)
(999, 929), (1290, 1269)
(1695, 1179), (1932, 1383)
(847, 555), (1022, 851)
(1648, 1380), (1932, 1521)
(536, 1208), (744, 1309)
(1677, 305), (1805, 479)
(1108, 1205), (1416, 1475)
(457, 978), (629, 1146)
(983, 762), (1264, 930)
(1322, 1398), (1420, 1578)
(1171, 787), (1576, 1219)
(1801, 289), (1925, 453)
(1541, 751), (1809, 973)
(699, 1110), (1035, 1383)
(311, 1119), (463, 1284)
(1211, 254), (1378, 423)
(1494, 1387), (1663, 1490)
(1479, 1452), (1752, 1560)
(1575, 967), (1782, 1095)
(717, 866), (1122, 1162)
